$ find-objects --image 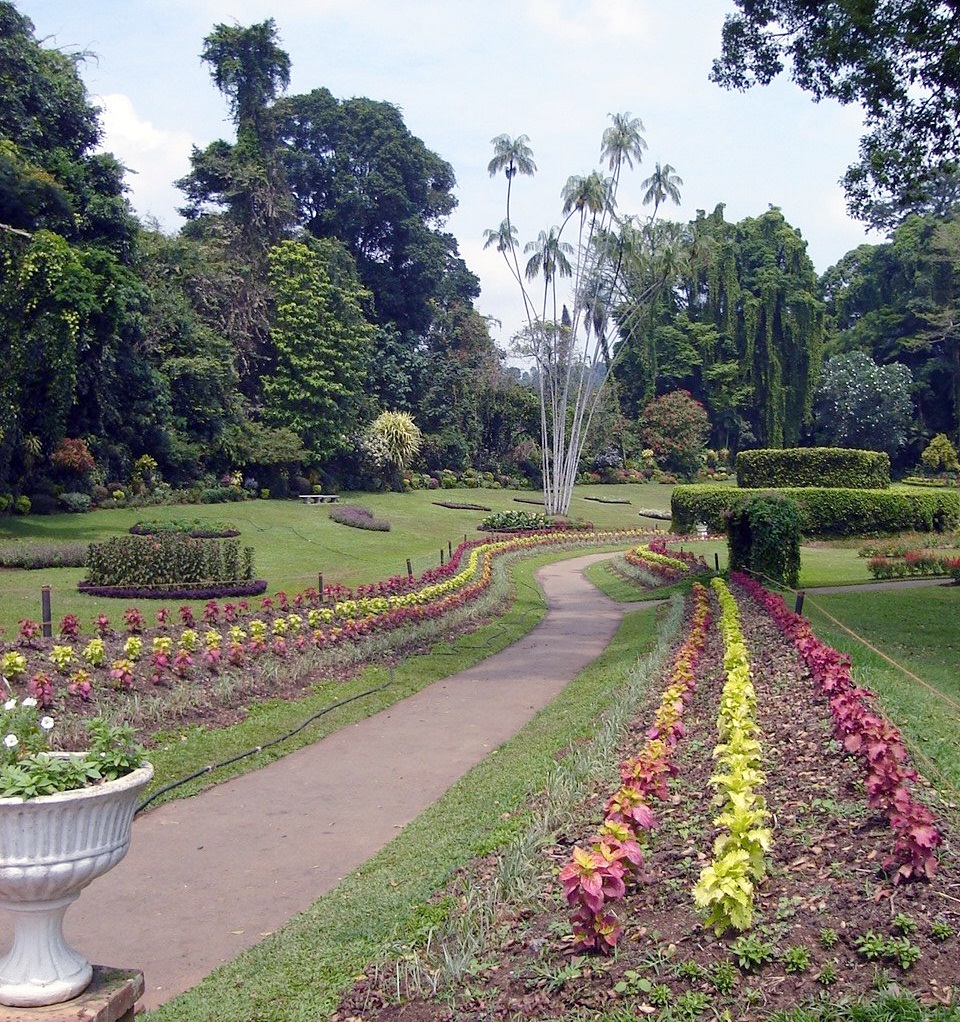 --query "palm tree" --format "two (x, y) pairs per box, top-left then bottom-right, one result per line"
(487, 133), (537, 181)
(560, 171), (611, 222)
(488, 134), (538, 316)
(524, 227), (574, 284)
(487, 134), (536, 227)
(482, 218), (519, 254)
(600, 113), (647, 188)
(641, 162), (684, 219)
